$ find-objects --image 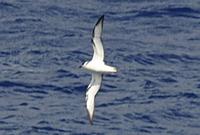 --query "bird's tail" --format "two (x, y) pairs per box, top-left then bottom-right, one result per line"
(103, 64), (117, 73)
